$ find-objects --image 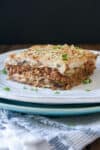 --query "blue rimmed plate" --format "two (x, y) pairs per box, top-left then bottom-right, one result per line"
(0, 49), (100, 115)
(0, 97), (100, 116)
